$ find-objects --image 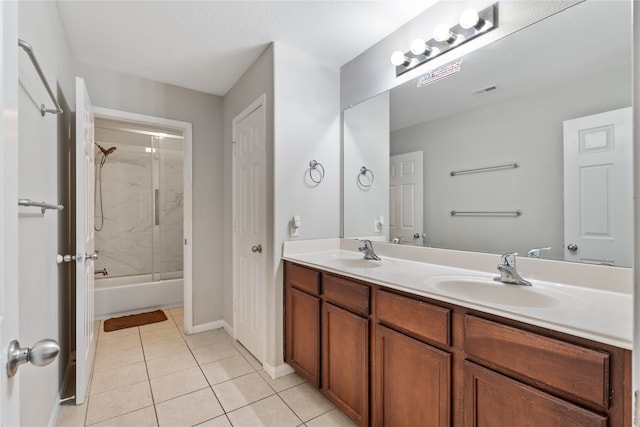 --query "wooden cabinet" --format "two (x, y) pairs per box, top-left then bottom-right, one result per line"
(377, 290), (450, 346)
(284, 263), (320, 387)
(322, 302), (369, 426)
(282, 261), (631, 426)
(464, 315), (610, 409)
(464, 362), (607, 427)
(374, 325), (451, 427)
(373, 290), (452, 426)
